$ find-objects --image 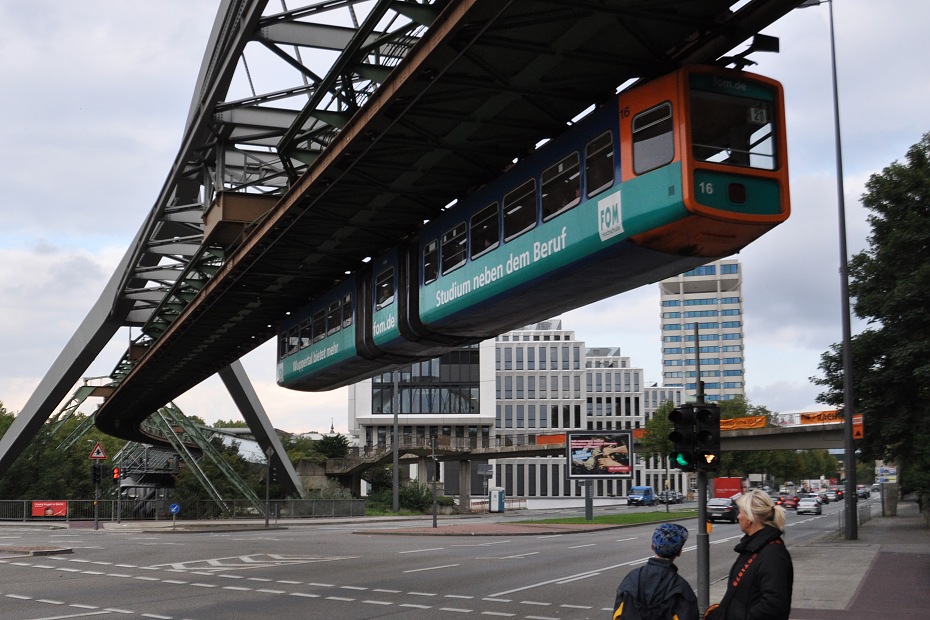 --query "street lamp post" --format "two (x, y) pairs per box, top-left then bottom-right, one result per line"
(801, 0), (857, 539)
(392, 369), (400, 512)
